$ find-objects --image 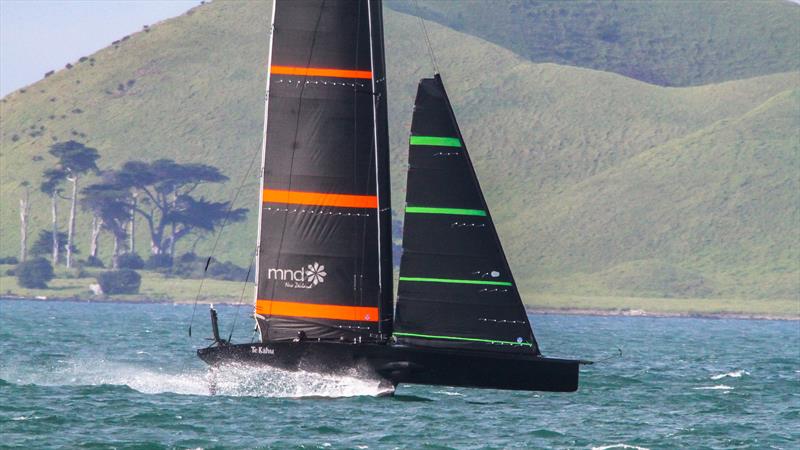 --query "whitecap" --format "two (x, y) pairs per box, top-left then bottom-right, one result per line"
(592, 444), (650, 450)
(693, 384), (734, 390)
(12, 415), (38, 421)
(710, 370), (749, 380)
(433, 390), (464, 396)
